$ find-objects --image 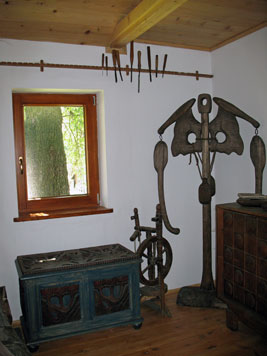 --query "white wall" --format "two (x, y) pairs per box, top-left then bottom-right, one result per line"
(212, 28), (267, 202)
(1, 29), (266, 320)
(0, 39), (212, 319)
